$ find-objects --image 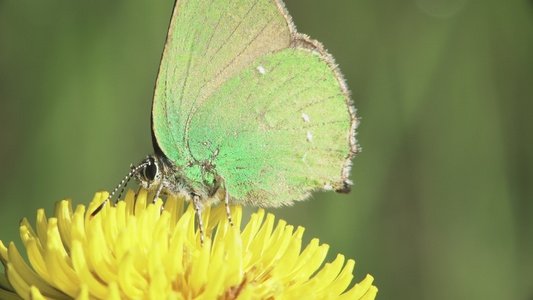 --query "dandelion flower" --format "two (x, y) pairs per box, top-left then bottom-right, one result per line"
(0, 189), (377, 299)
